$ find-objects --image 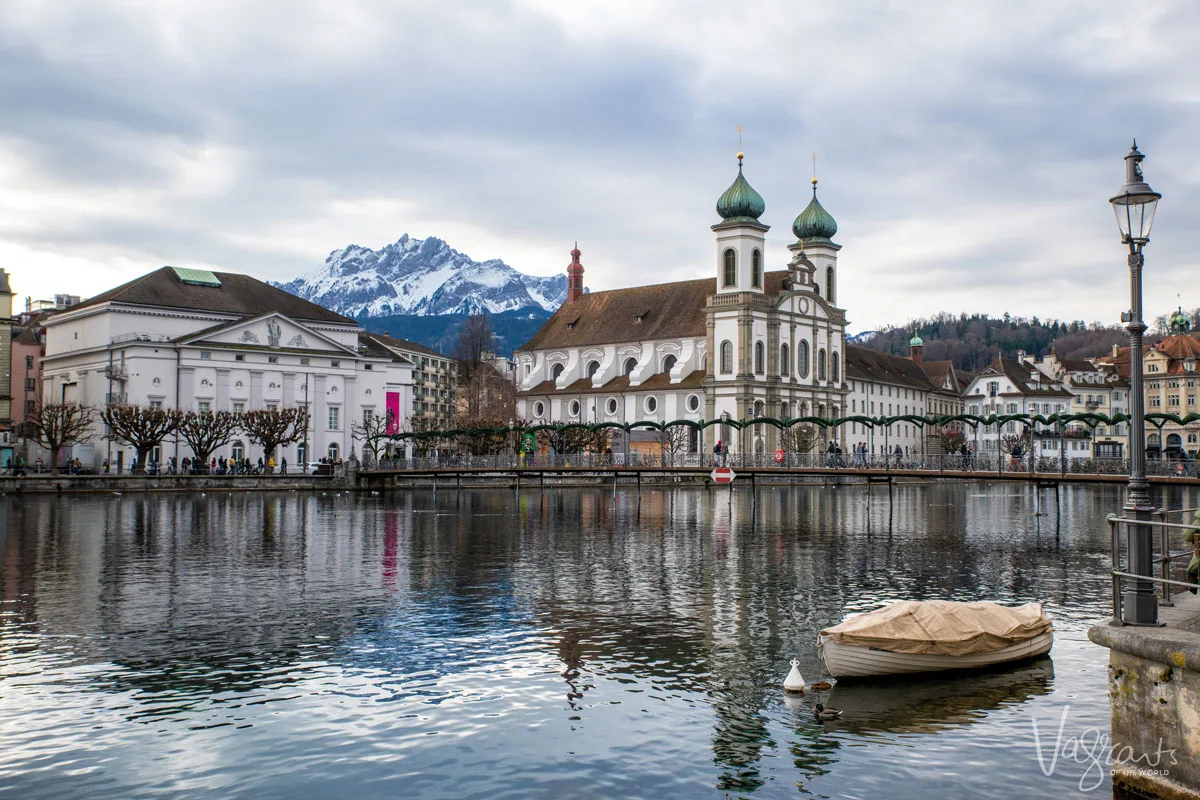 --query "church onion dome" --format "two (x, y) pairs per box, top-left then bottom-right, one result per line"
(792, 179), (838, 243)
(910, 332), (924, 347)
(715, 154), (766, 223)
(1169, 307), (1192, 334)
